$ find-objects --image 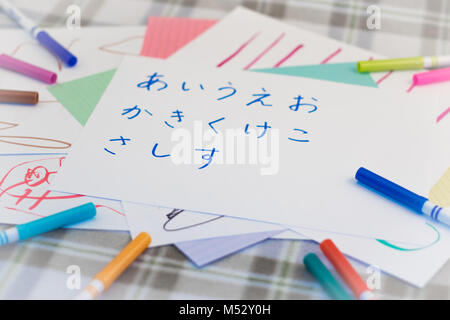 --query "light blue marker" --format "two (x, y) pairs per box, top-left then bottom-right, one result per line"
(0, 0), (78, 67)
(356, 167), (450, 227)
(0, 203), (96, 246)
